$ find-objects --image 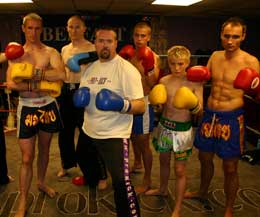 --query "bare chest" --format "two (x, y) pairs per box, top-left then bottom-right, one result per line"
(21, 49), (51, 69)
(211, 58), (247, 83)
